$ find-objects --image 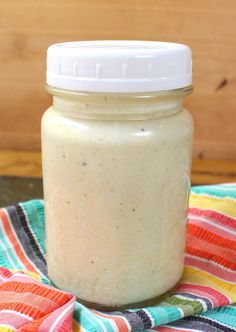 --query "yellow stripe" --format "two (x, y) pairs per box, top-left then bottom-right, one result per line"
(189, 194), (236, 218)
(182, 266), (236, 301)
(0, 327), (14, 332)
(10, 269), (41, 281)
